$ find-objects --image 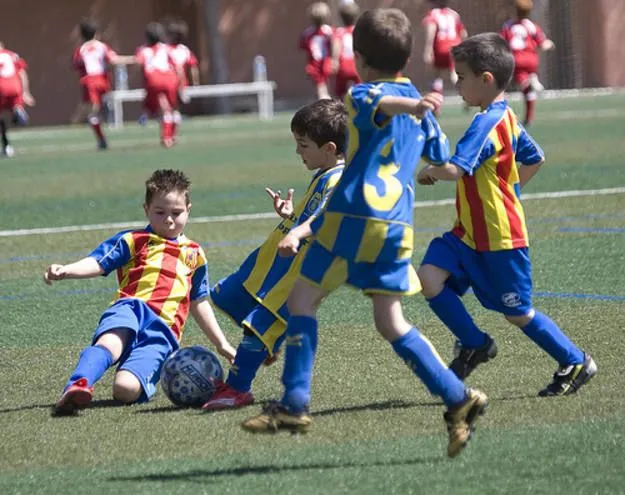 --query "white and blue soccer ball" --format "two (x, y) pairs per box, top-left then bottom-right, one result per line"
(160, 345), (224, 407)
